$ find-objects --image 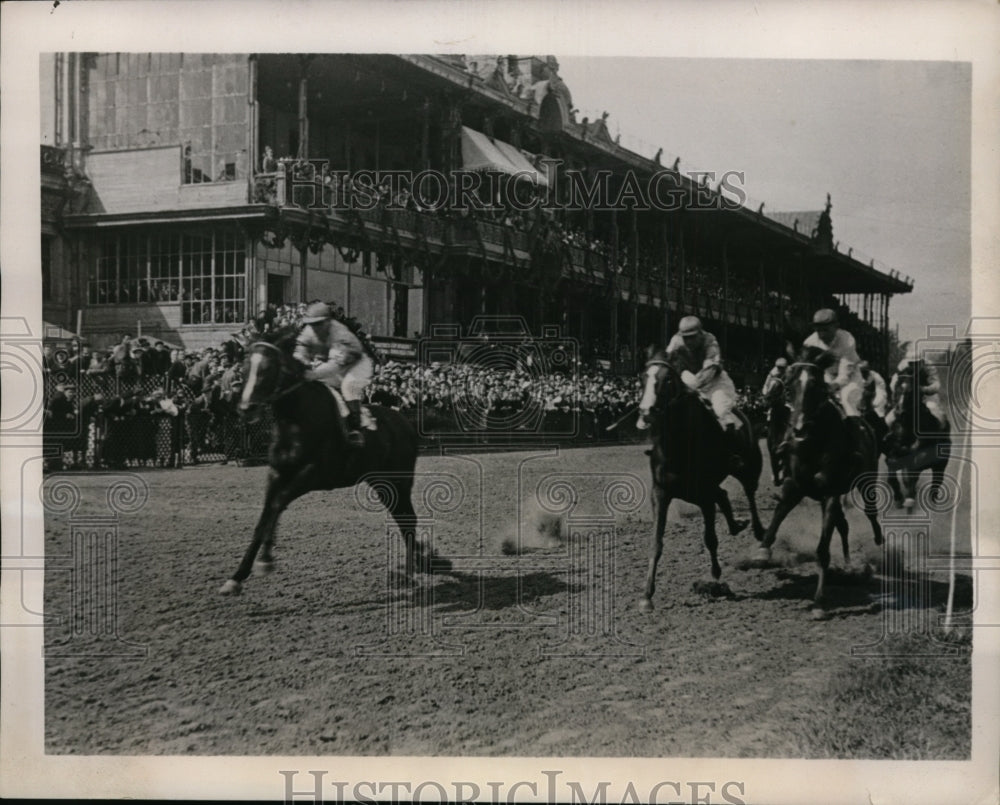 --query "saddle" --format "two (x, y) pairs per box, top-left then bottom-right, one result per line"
(326, 386), (377, 431)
